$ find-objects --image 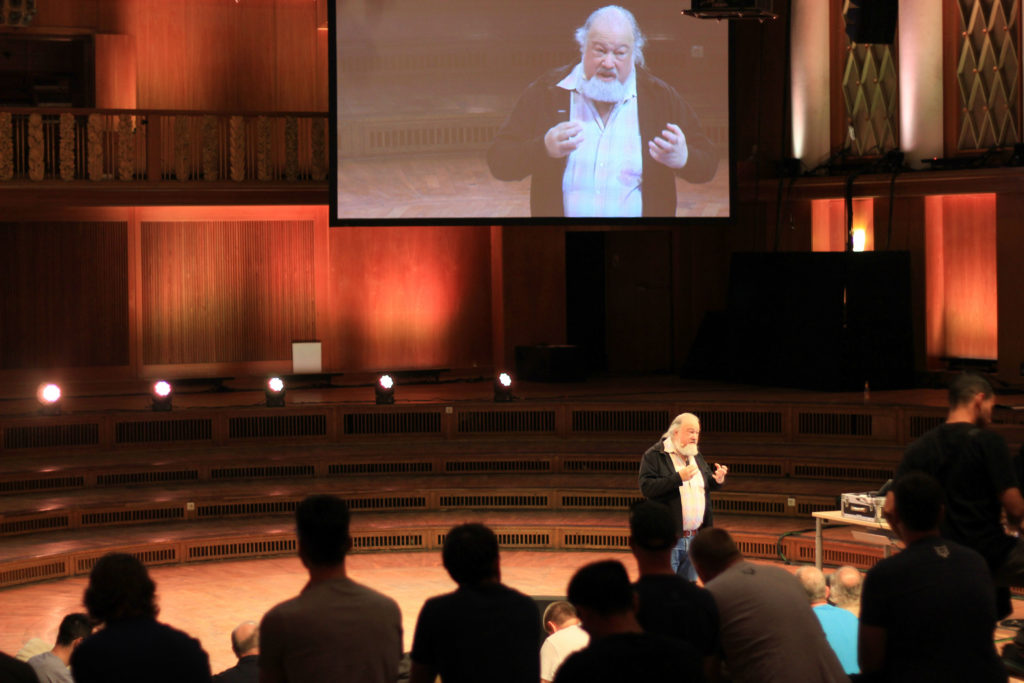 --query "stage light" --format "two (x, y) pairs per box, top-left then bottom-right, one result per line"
(494, 372), (514, 402)
(37, 383), (62, 416)
(152, 380), (173, 411)
(375, 374), (395, 405)
(852, 227), (866, 252)
(265, 376), (286, 407)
